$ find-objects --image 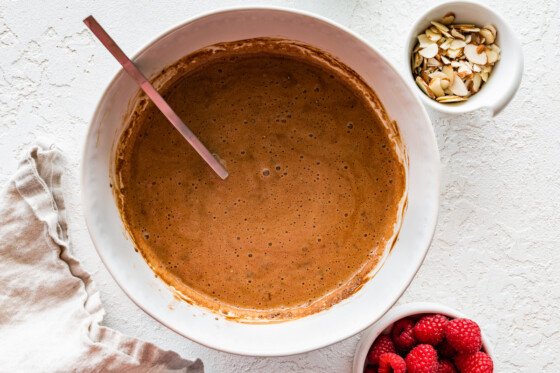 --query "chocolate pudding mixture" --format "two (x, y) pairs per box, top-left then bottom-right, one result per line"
(115, 39), (406, 321)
